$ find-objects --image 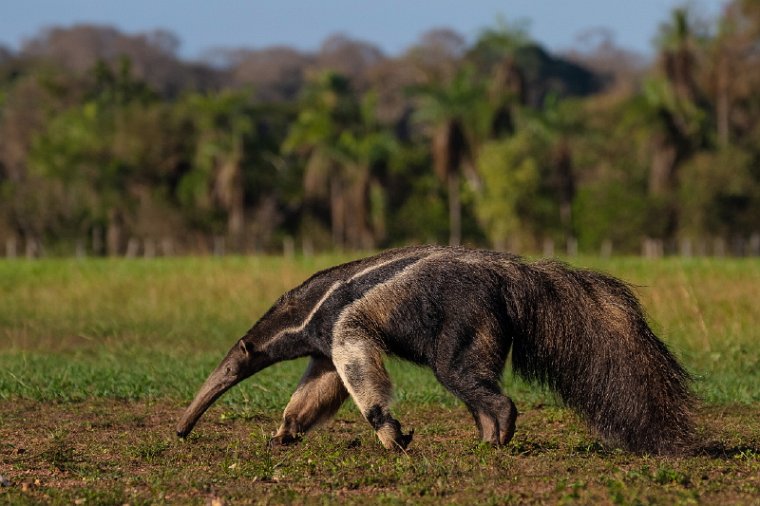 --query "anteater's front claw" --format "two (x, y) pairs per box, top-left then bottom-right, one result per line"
(396, 429), (414, 451)
(268, 433), (301, 448)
